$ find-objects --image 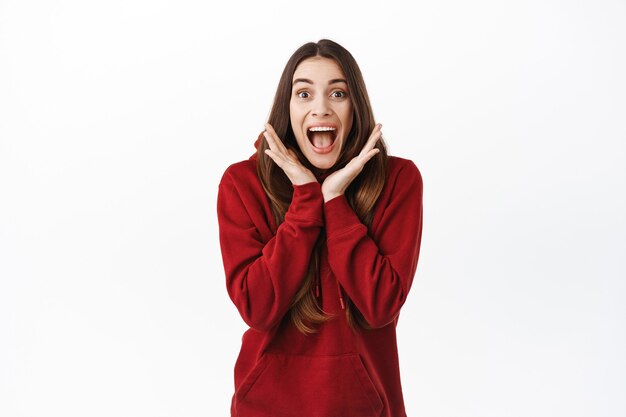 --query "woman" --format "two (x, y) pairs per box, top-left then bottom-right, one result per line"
(217, 39), (423, 417)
